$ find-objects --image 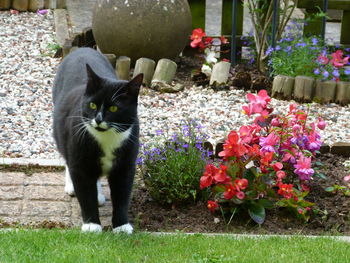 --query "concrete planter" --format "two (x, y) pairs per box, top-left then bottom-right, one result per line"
(92, 0), (192, 63)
